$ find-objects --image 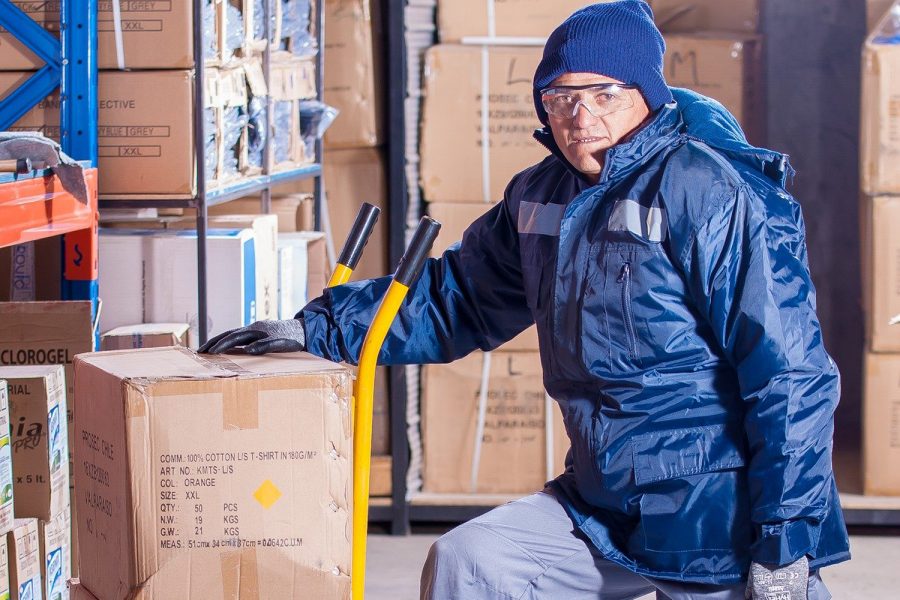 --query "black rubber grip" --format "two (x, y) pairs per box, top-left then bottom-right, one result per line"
(394, 216), (441, 287)
(337, 202), (381, 269)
